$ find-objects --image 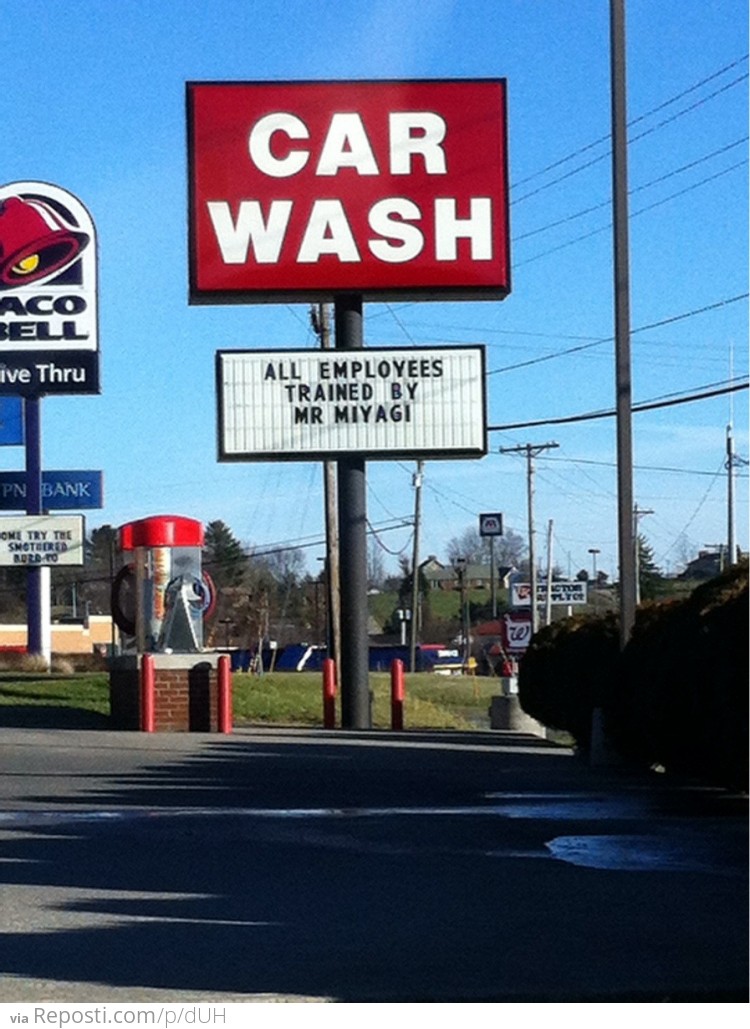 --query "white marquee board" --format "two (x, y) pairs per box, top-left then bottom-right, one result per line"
(0, 514), (85, 566)
(217, 346), (486, 461)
